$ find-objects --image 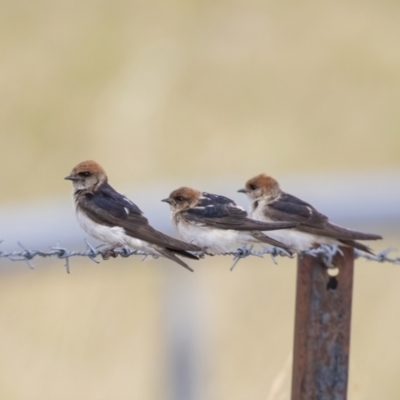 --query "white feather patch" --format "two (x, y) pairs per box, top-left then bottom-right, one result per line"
(175, 220), (257, 255)
(76, 208), (159, 255)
